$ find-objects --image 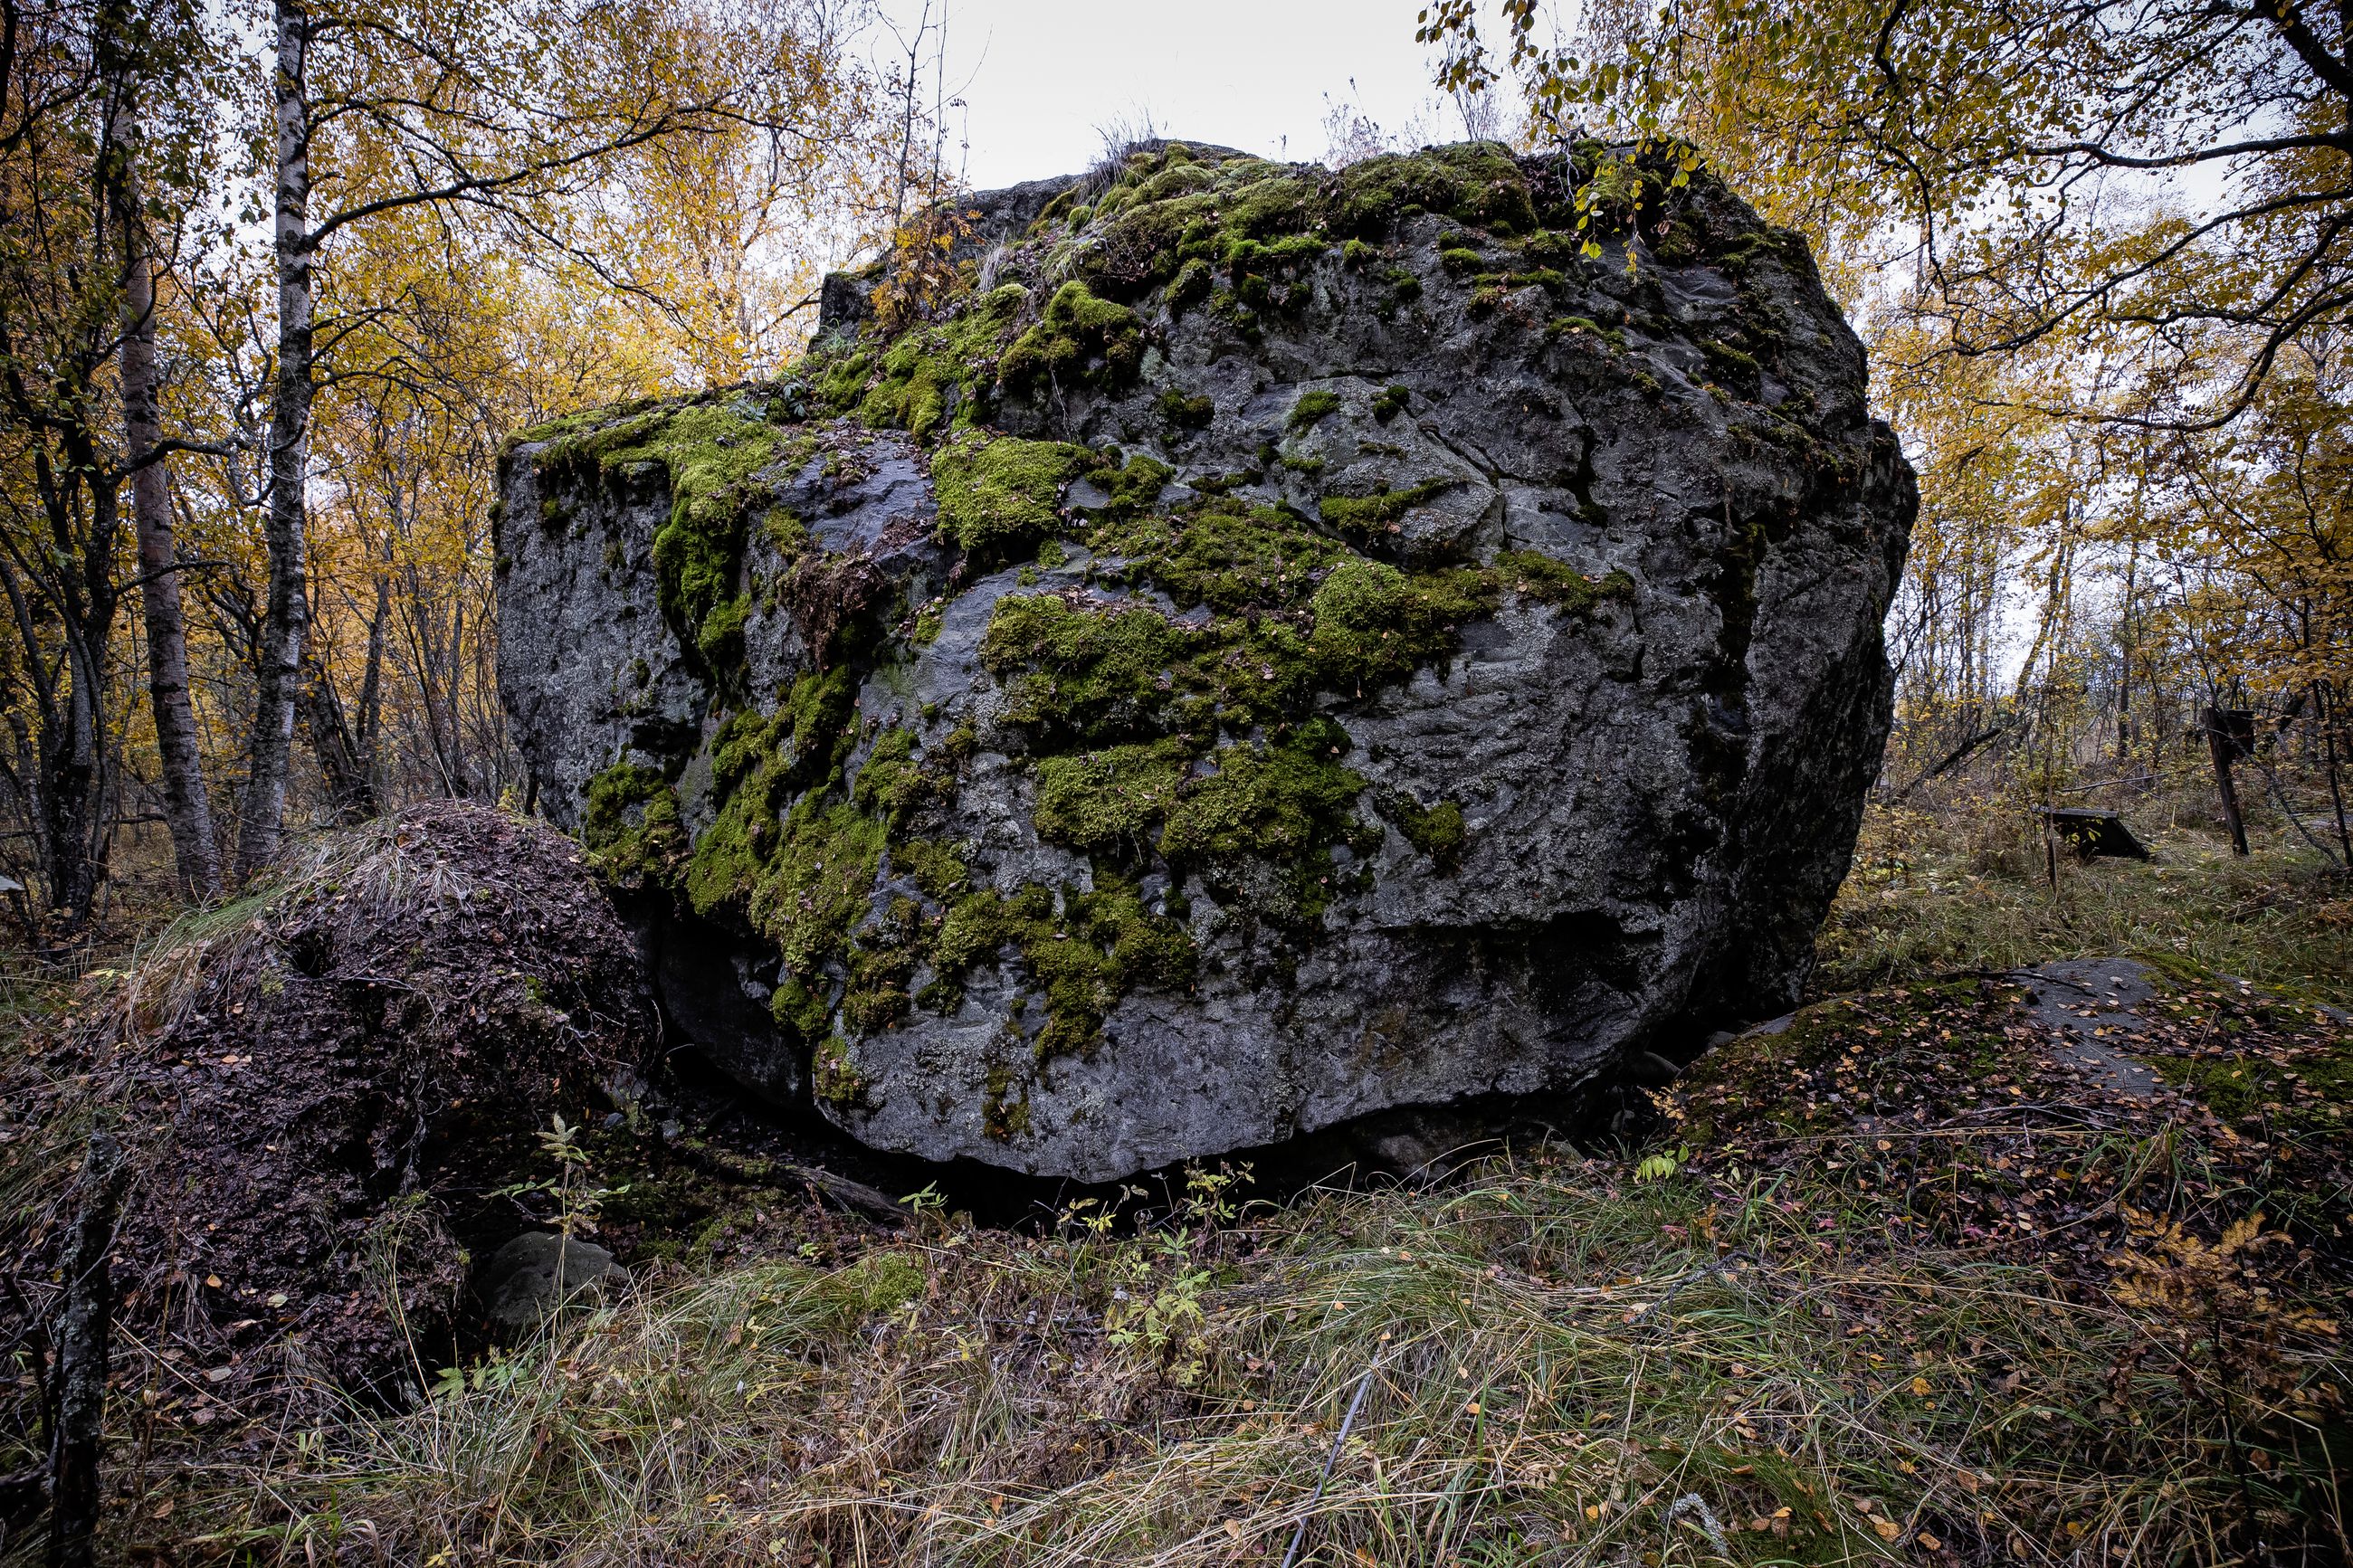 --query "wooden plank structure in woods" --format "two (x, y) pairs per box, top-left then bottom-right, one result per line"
(2034, 806), (2154, 861)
